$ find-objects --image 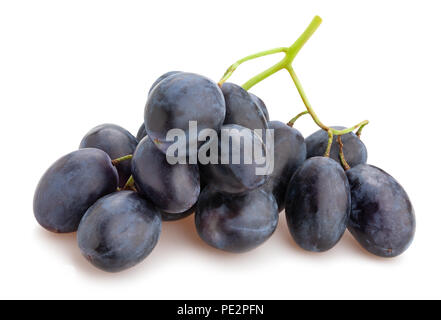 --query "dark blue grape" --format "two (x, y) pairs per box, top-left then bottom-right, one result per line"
(249, 92), (269, 121)
(132, 136), (200, 214)
(305, 126), (367, 168)
(285, 157), (350, 252)
(77, 191), (161, 272)
(195, 186), (278, 253)
(136, 123), (147, 142)
(79, 124), (138, 187)
(199, 124), (268, 194)
(264, 121), (306, 211)
(148, 71), (181, 95)
(346, 164), (415, 257)
(34, 148), (119, 233)
(221, 82), (268, 134)
(145, 72), (226, 155)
